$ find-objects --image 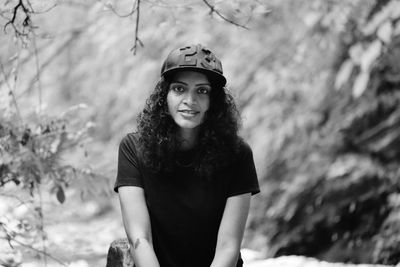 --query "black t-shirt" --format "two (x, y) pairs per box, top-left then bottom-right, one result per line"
(114, 133), (260, 267)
